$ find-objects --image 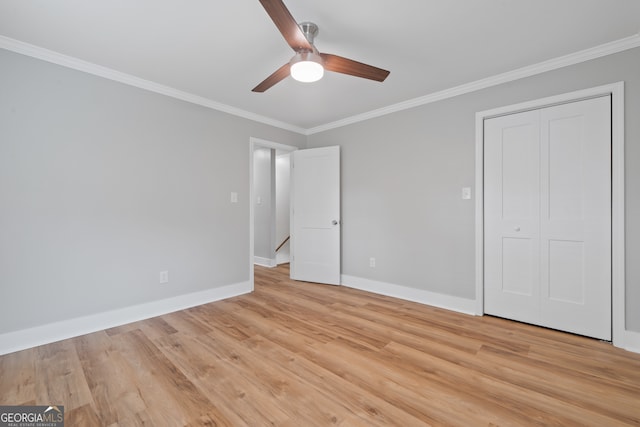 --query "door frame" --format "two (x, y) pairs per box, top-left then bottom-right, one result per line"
(474, 82), (625, 347)
(249, 137), (298, 289)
